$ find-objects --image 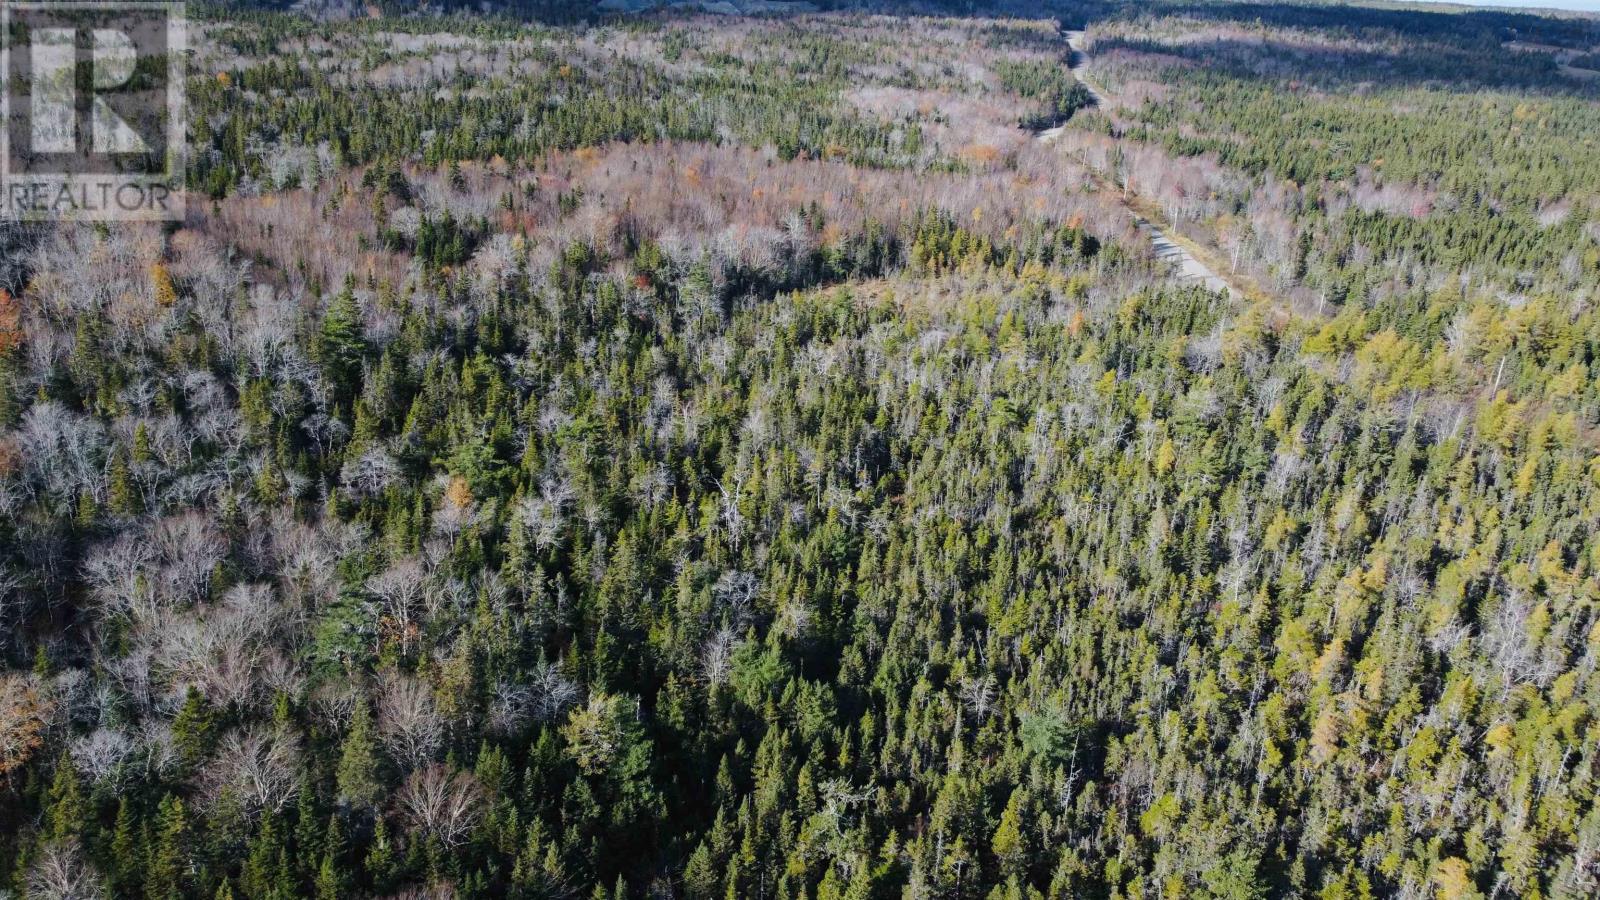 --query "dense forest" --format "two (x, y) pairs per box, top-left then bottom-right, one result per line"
(1058, 1), (1600, 308)
(2, 2), (1600, 900)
